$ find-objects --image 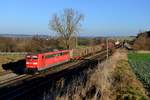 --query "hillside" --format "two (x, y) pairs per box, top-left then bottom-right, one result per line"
(133, 31), (150, 50)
